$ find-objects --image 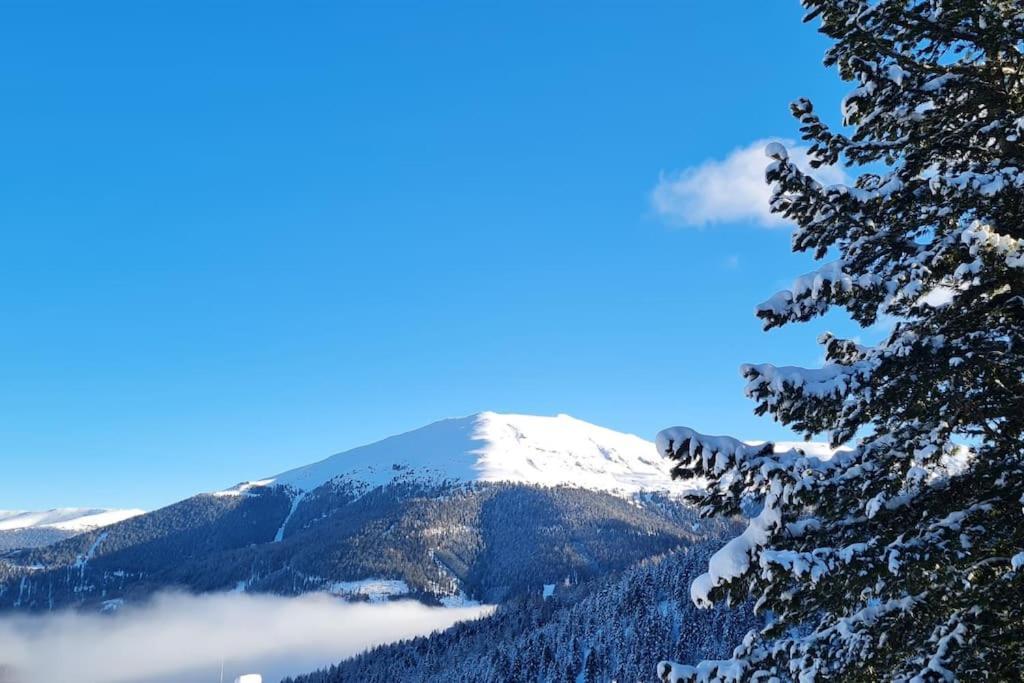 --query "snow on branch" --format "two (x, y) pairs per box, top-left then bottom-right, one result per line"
(656, 428), (772, 478)
(688, 479), (783, 608)
(743, 362), (865, 400)
(658, 426), (860, 613)
(657, 426), (850, 498)
(959, 221), (1024, 272)
(755, 260), (882, 327)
